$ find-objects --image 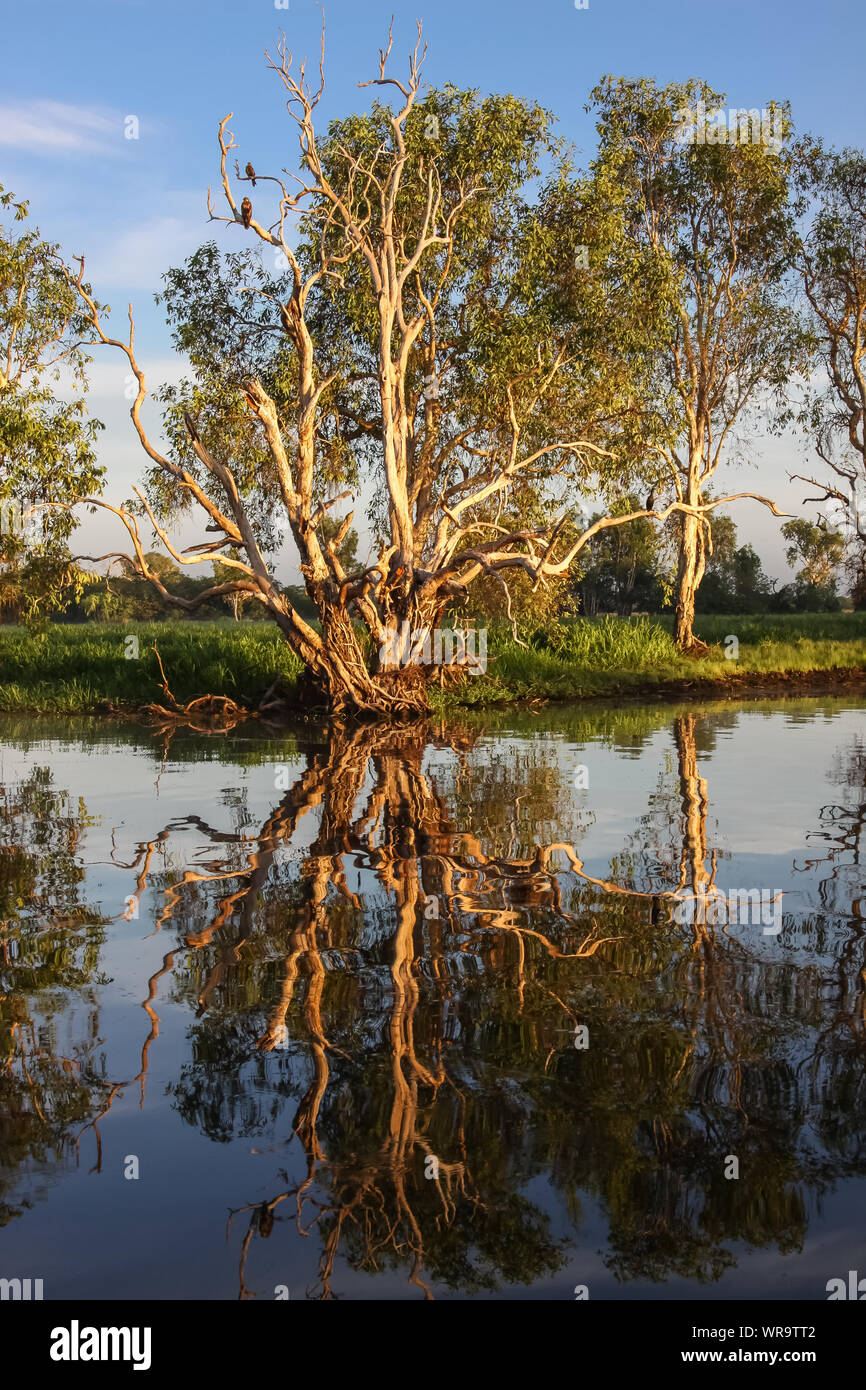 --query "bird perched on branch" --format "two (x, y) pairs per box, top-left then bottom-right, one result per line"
(241, 197), (252, 229)
(645, 490), (656, 512)
(245, 162), (256, 187)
